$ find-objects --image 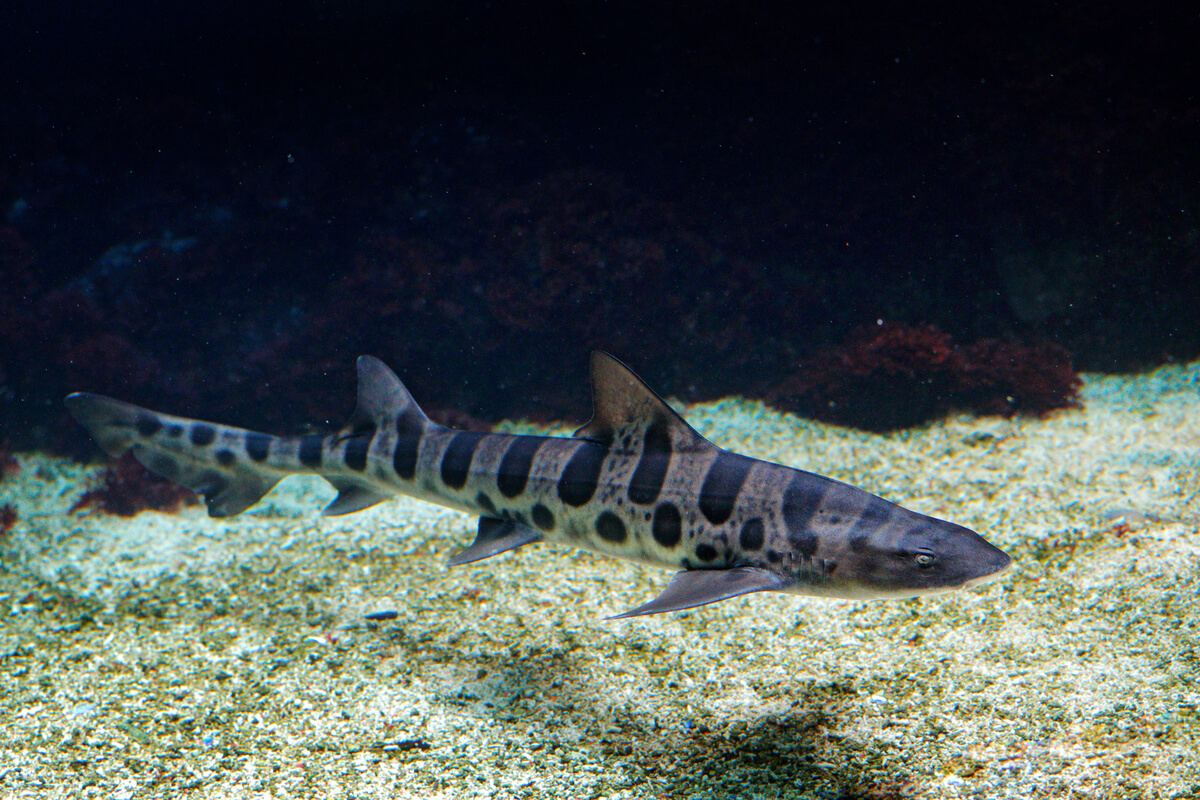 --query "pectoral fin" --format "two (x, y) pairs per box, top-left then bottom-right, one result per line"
(448, 518), (543, 567)
(610, 567), (788, 619)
